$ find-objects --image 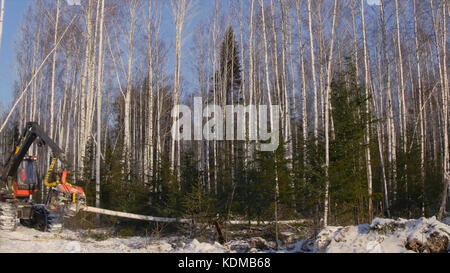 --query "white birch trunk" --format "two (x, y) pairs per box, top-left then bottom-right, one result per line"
(395, 0), (408, 197)
(170, 0), (189, 187)
(248, 0), (255, 162)
(295, 0), (308, 181)
(380, 0), (397, 203)
(96, 0), (105, 209)
(361, 0), (373, 221)
(351, 1), (360, 83)
(145, 0), (155, 186)
(437, 0), (449, 219)
(124, 1), (138, 178)
(259, 0), (280, 248)
(323, 0), (338, 228)
(307, 0), (319, 144)
(78, 0), (93, 176)
(49, 0), (60, 171)
(280, 1), (293, 172)
(413, 0), (426, 216)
